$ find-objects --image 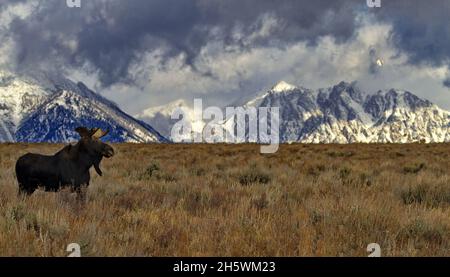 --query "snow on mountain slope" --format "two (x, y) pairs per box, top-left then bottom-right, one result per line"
(271, 80), (298, 93)
(136, 99), (204, 141)
(0, 71), (50, 139)
(0, 70), (167, 143)
(251, 81), (450, 143)
(363, 90), (450, 143)
(246, 81), (321, 142)
(138, 80), (450, 144)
